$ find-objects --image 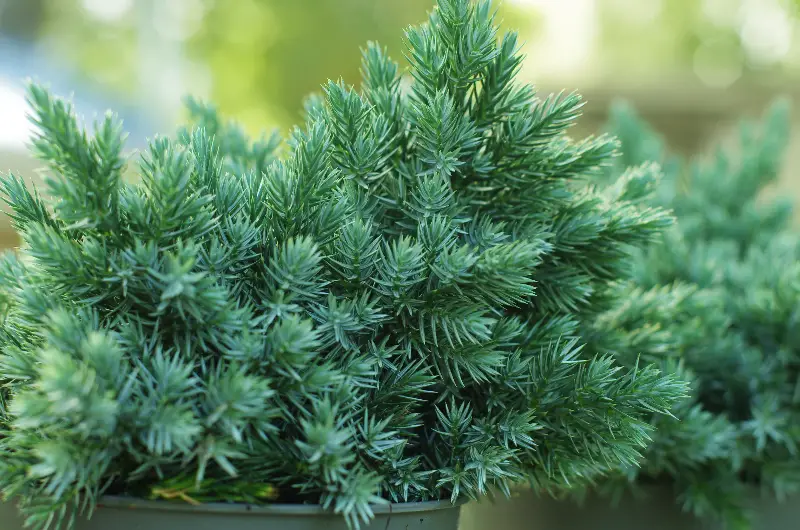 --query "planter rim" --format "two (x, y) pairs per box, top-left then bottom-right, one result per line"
(96, 496), (463, 516)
